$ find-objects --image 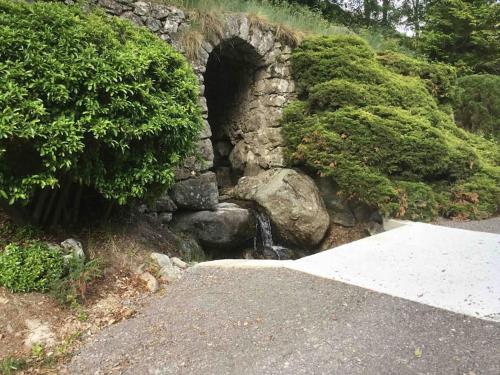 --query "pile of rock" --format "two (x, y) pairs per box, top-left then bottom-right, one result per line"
(138, 253), (189, 293)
